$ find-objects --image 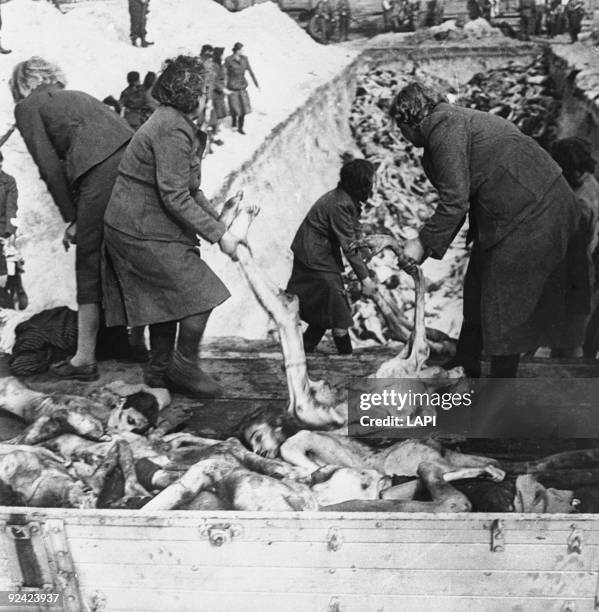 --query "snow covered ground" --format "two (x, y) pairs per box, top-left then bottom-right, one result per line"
(0, 0), (357, 334)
